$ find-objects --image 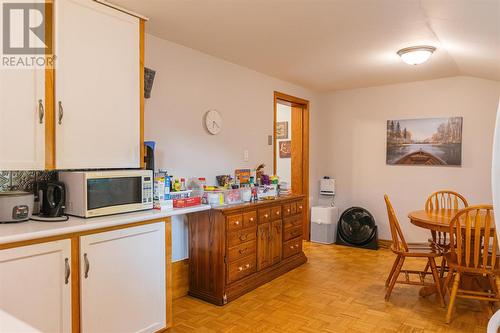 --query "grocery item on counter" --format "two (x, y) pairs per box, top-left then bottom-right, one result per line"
(241, 187), (252, 202)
